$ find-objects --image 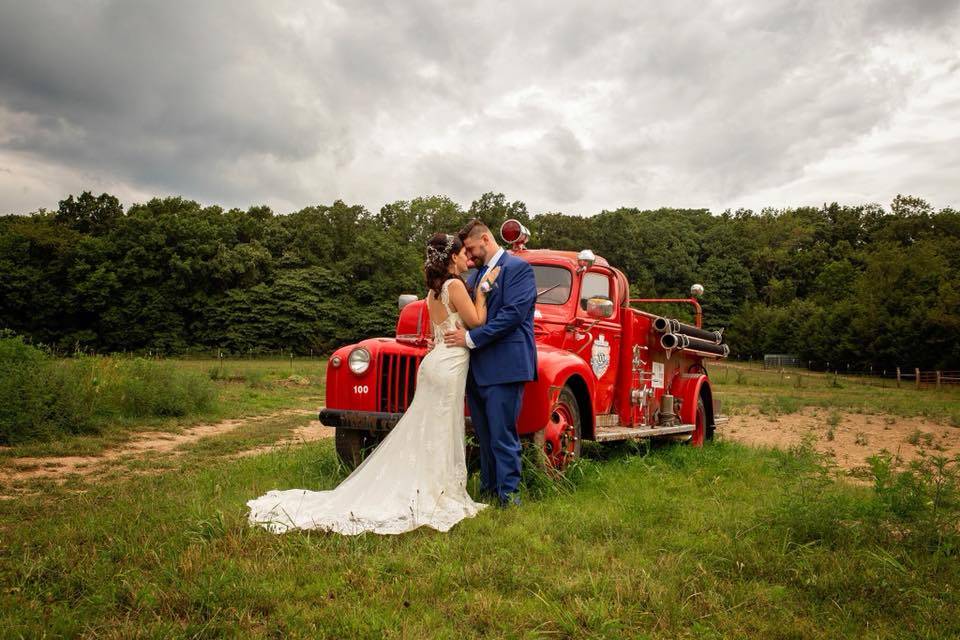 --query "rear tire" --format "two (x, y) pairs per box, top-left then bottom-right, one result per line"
(705, 398), (716, 442)
(691, 397), (709, 446)
(335, 428), (380, 469)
